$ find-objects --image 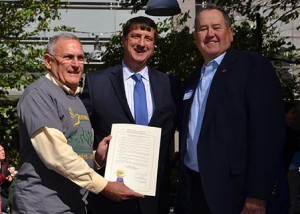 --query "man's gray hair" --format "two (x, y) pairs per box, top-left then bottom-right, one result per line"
(46, 33), (80, 55)
(195, 5), (232, 30)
